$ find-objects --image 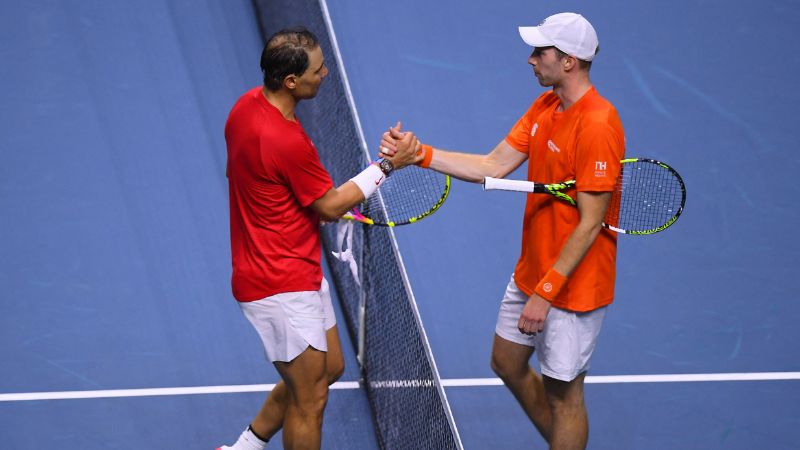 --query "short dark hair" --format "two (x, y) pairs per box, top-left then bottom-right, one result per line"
(260, 27), (320, 91)
(554, 46), (596, 71)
